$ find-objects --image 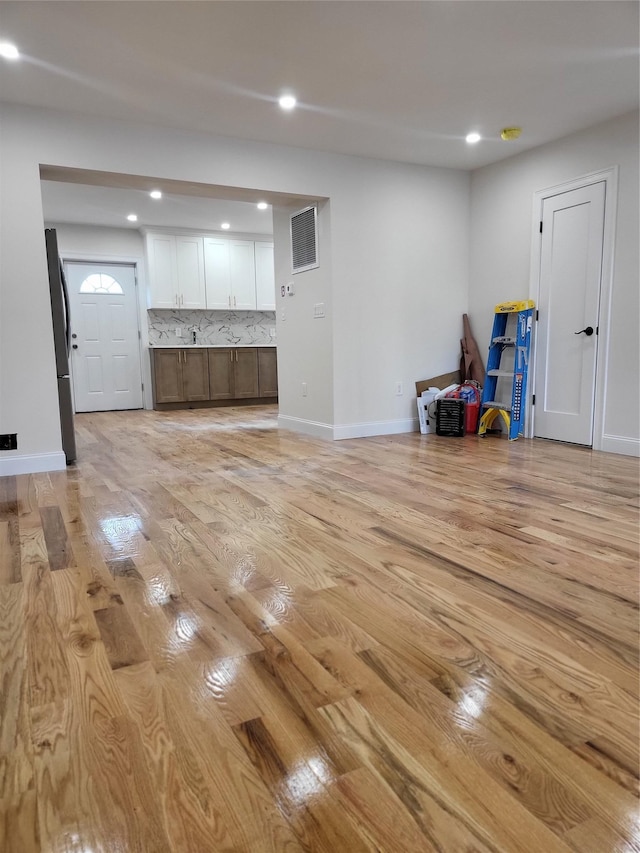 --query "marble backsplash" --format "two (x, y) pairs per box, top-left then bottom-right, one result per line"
(148, 309), (276, 347)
